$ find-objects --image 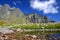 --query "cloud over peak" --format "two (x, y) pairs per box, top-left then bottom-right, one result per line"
(30, 0), (58, 14)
